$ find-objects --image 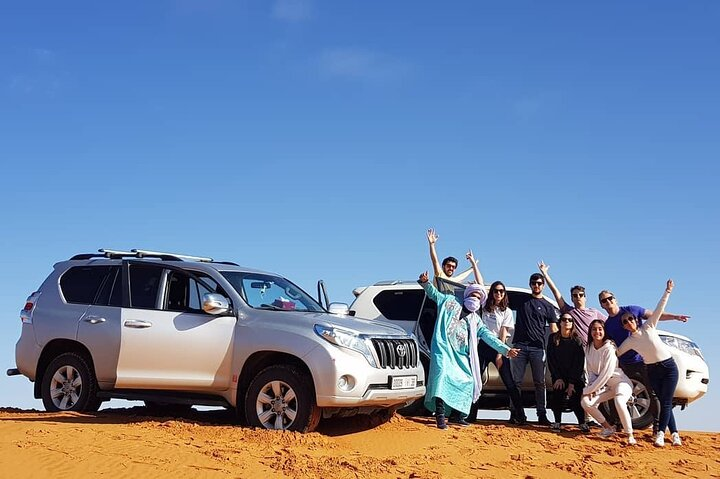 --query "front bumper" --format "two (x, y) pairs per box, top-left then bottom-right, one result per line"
(304, 342), (426, 408)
